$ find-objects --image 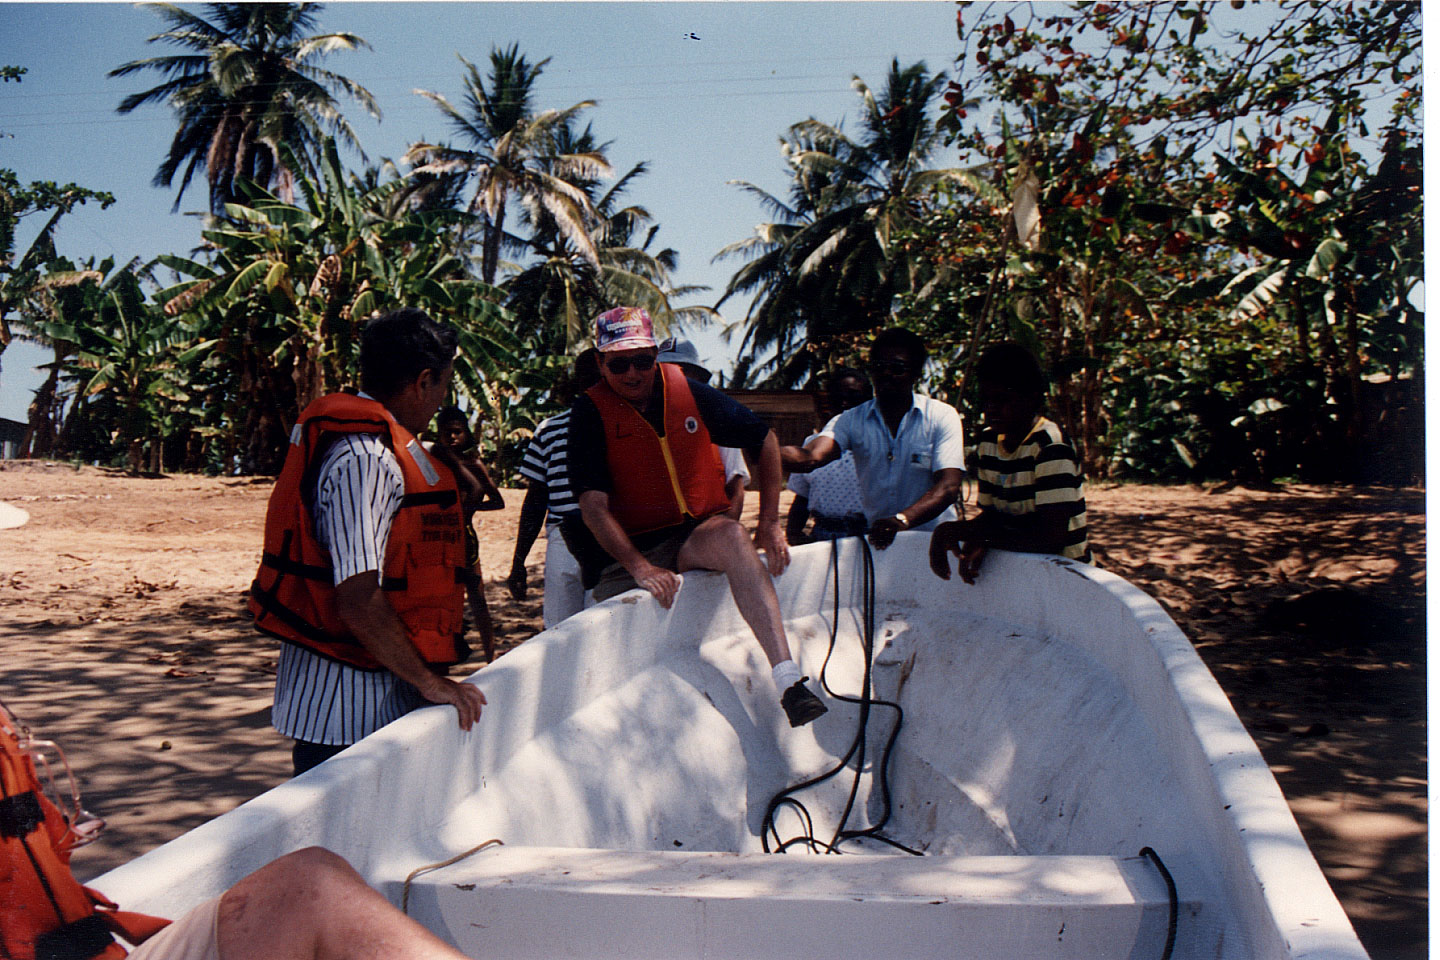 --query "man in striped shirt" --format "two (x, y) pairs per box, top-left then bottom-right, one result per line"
(929, 342), (1090, 584)
(265, 310), (487, 775)
(506, 349), (601, 629)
